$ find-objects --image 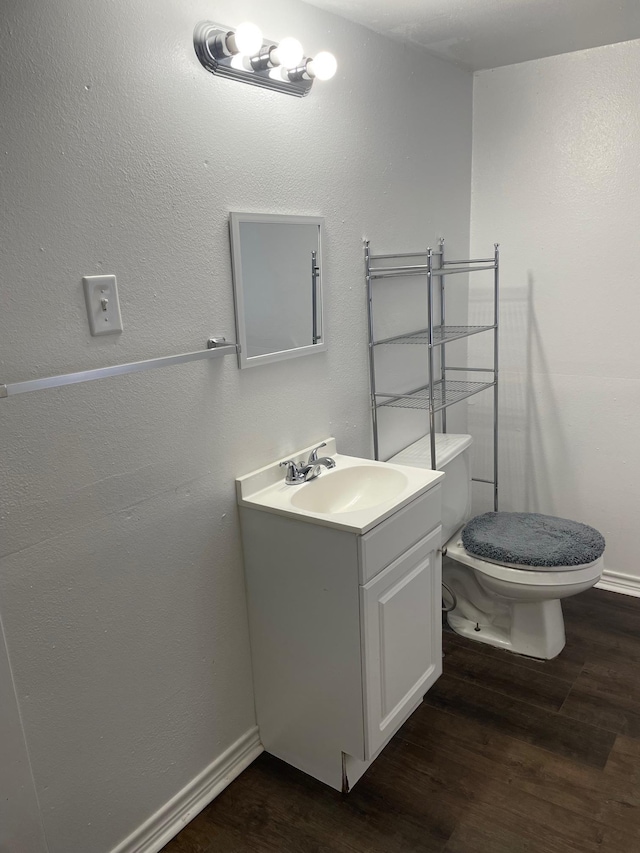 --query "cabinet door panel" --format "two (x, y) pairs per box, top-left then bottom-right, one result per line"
(361, 526), (442, 759)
